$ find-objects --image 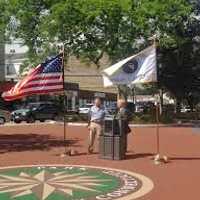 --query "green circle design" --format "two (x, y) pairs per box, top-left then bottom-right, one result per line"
(0, 165), (154, 200)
